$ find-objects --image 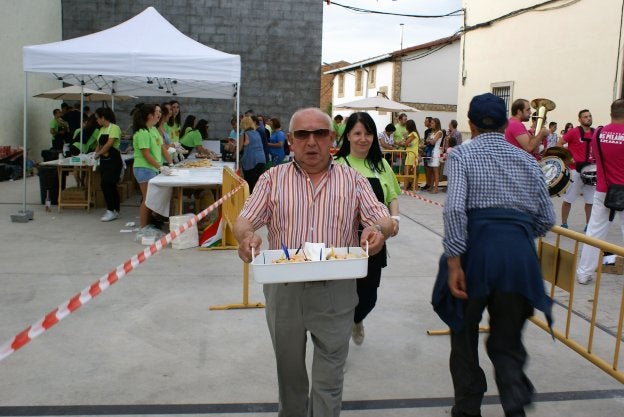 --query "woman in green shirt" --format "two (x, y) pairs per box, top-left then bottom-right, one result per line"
(94, 107), (123, 222)
(334, 112), (401, 346)
(132, 104), (172, 232)
(180, 119), (211, 155)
